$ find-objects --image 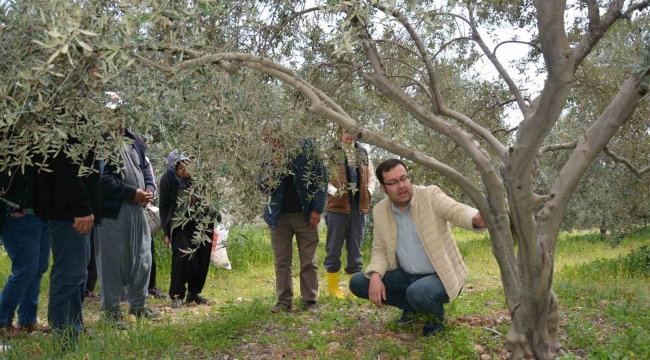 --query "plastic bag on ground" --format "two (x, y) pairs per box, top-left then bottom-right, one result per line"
(210, 222), (232, 270)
